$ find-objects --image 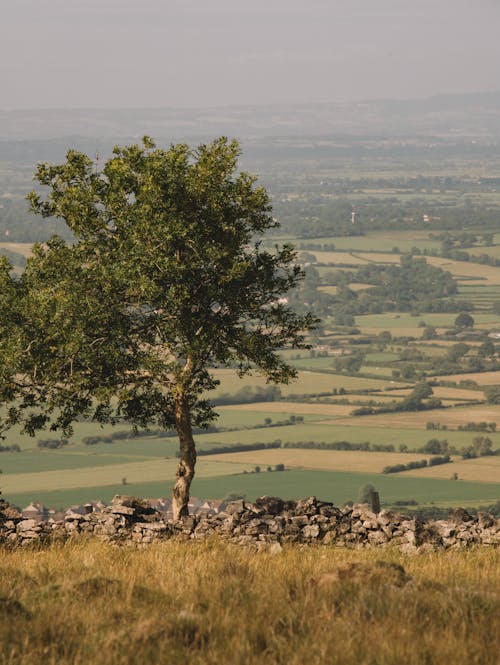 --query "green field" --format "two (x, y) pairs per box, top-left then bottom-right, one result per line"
(356, 311), (500, 330)
(210, 368), (395, 395)
(0, 408), (322, 452)
(5, 468), (500, 510)
(297, 232), (442, 253)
